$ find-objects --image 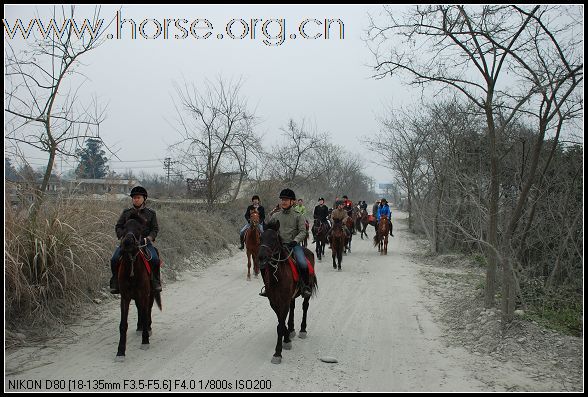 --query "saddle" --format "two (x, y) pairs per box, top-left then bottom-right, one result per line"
(287, 257), (315, 282)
